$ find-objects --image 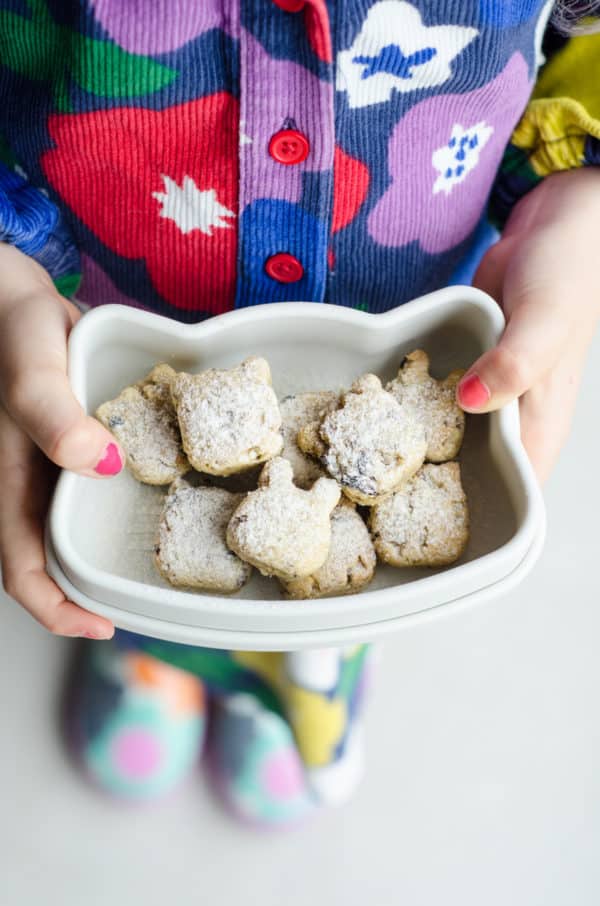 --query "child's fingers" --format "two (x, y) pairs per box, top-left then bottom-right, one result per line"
(518, 339), (587, 484)
(456, 290), (566, 414)
(0, 294), (122, 476)
(472, 235), (516, 305)
(0, 408), (114, 639)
